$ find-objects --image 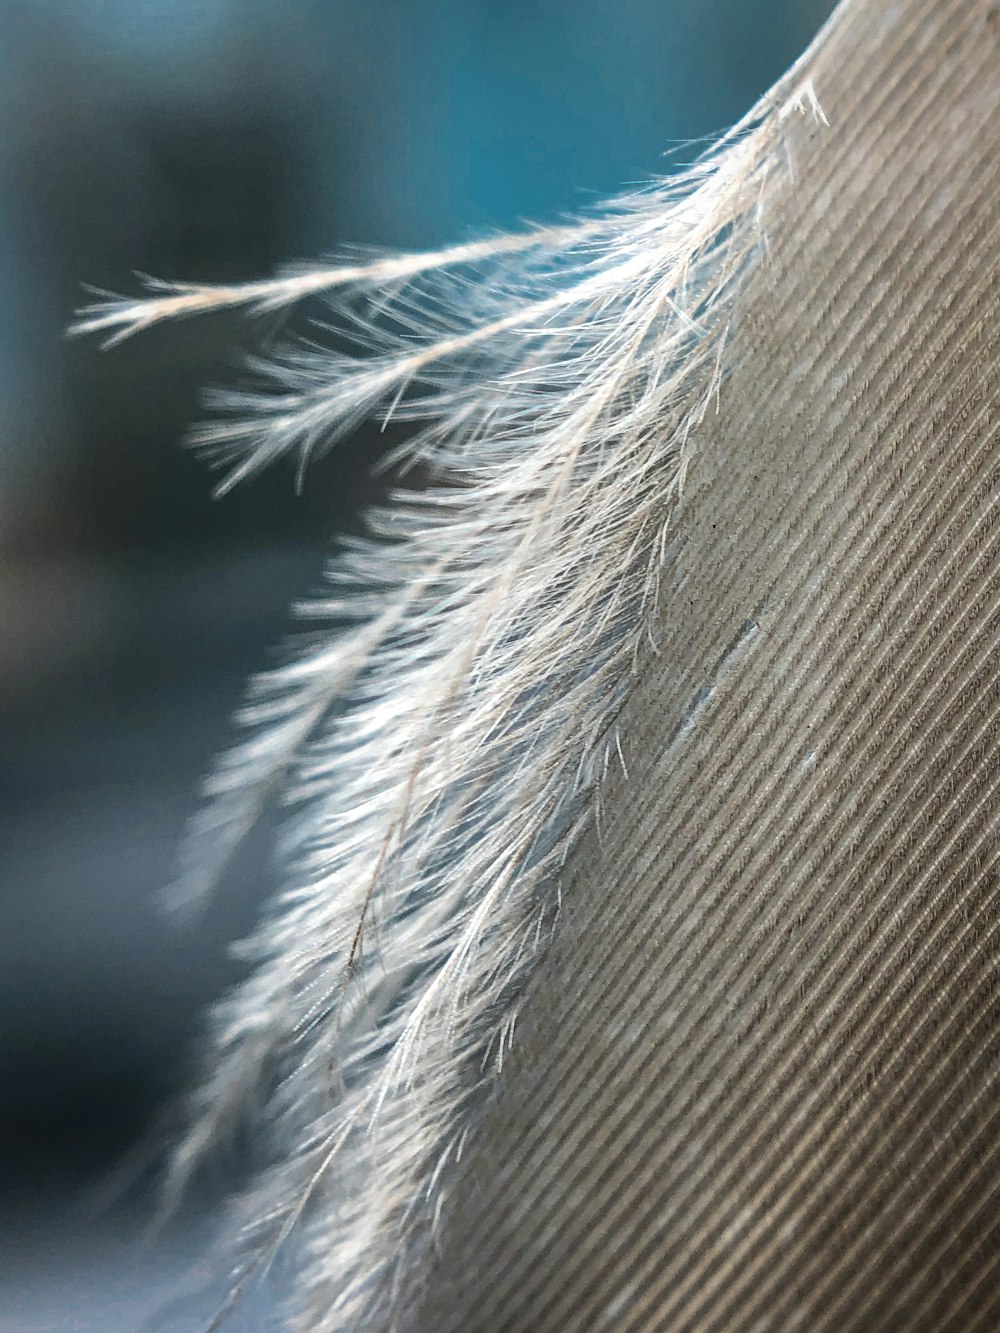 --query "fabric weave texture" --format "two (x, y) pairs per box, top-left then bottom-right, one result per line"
(412, 2), (1000, 1328)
